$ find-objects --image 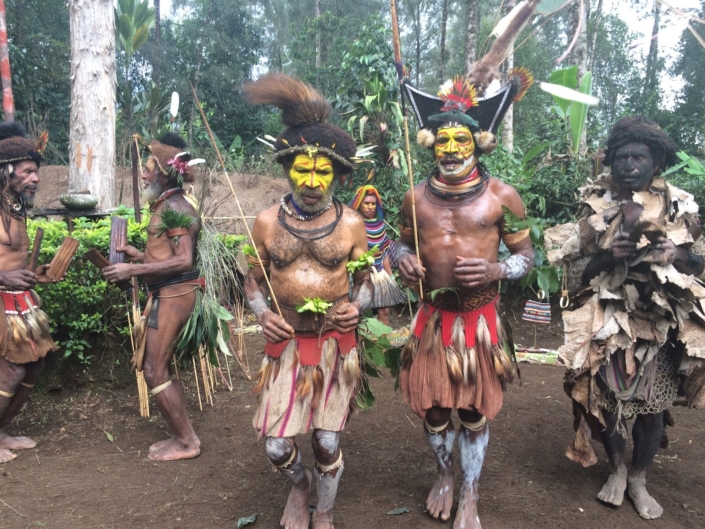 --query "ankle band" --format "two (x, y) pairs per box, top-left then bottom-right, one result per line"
(424, 419), (449, 434)
(0, 389), (13, 398)
(316, 449), (343, 474)
(461, 416), (486, 431)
